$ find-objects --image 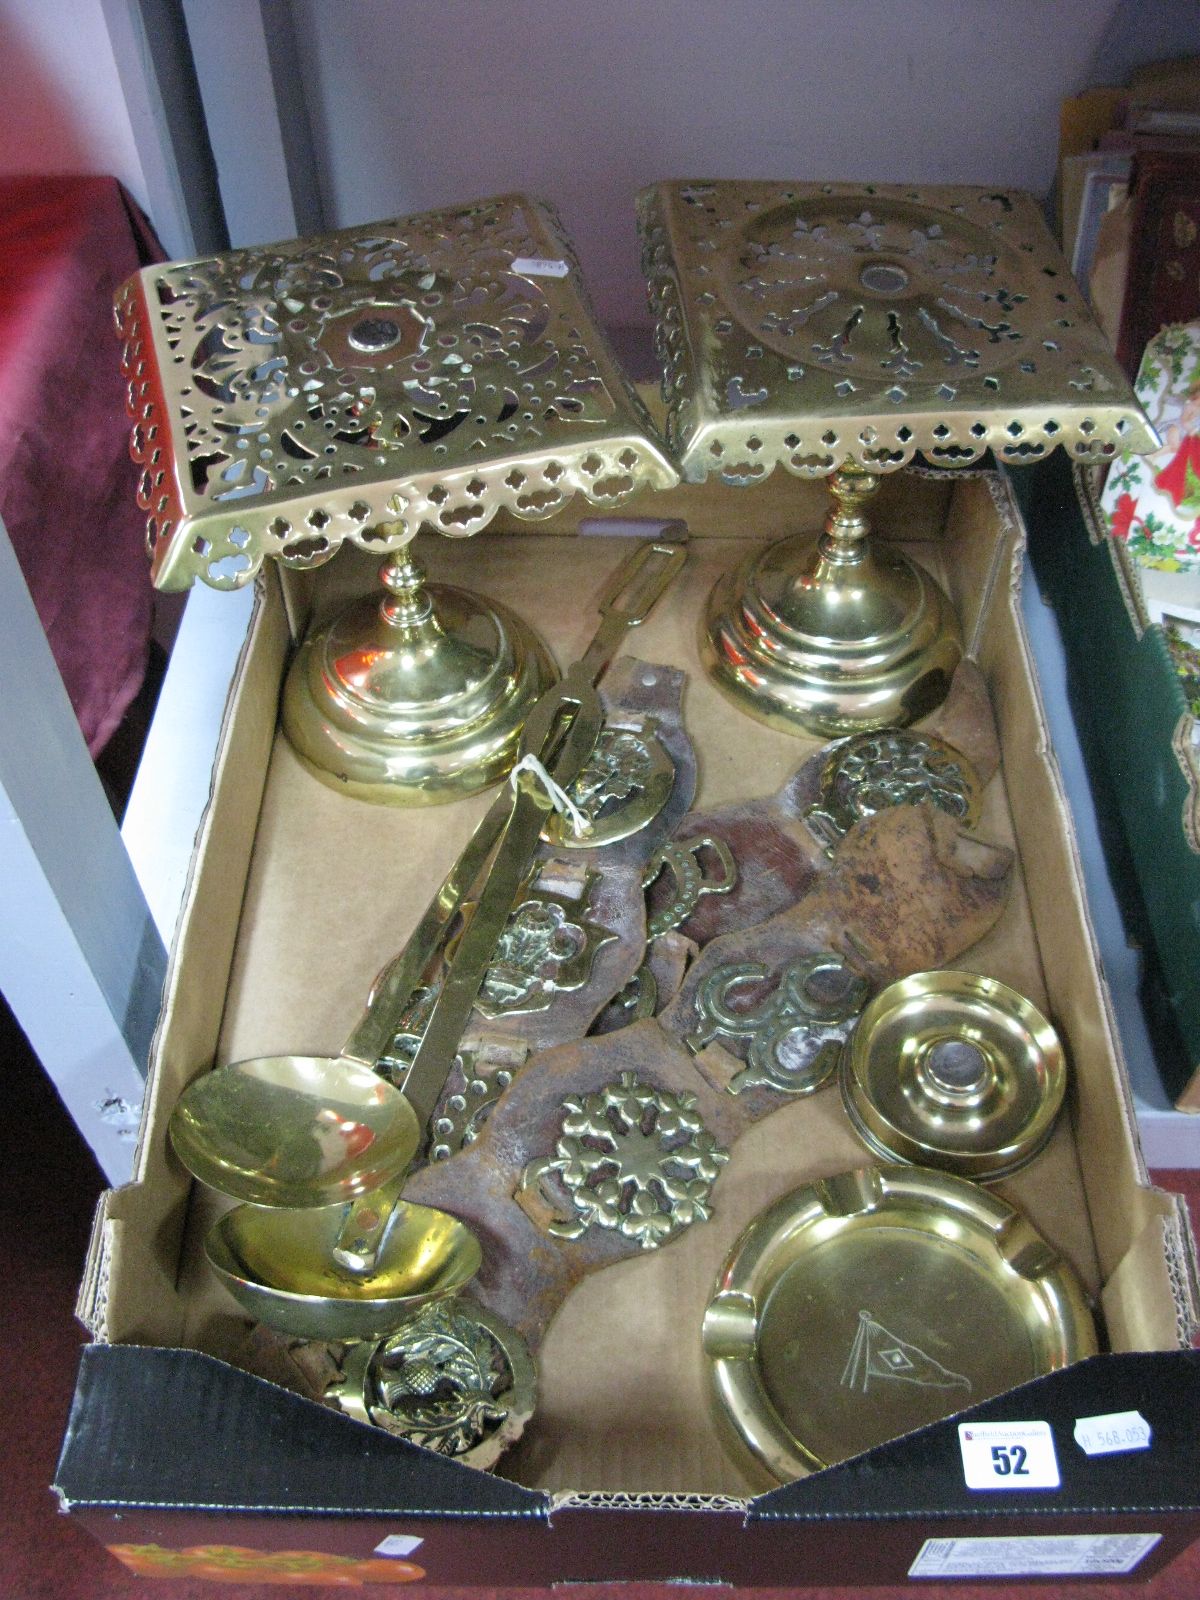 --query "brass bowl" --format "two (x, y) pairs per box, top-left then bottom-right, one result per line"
(169, 1054), (421, 1210)
(702, 1165), (1096, 1486)
(207, 1200), (482, 1342)
(840, 970), (1067, 1180)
